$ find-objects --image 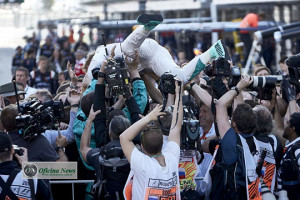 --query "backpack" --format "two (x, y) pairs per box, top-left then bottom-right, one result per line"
(91, 144), (130, 200)
(209, 135), (259, 200)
